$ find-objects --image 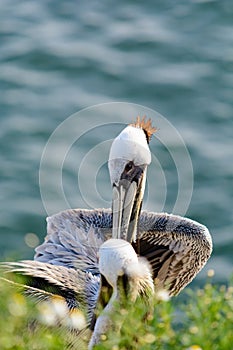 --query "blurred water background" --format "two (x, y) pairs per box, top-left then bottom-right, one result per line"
(0, 0), (232, 285)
